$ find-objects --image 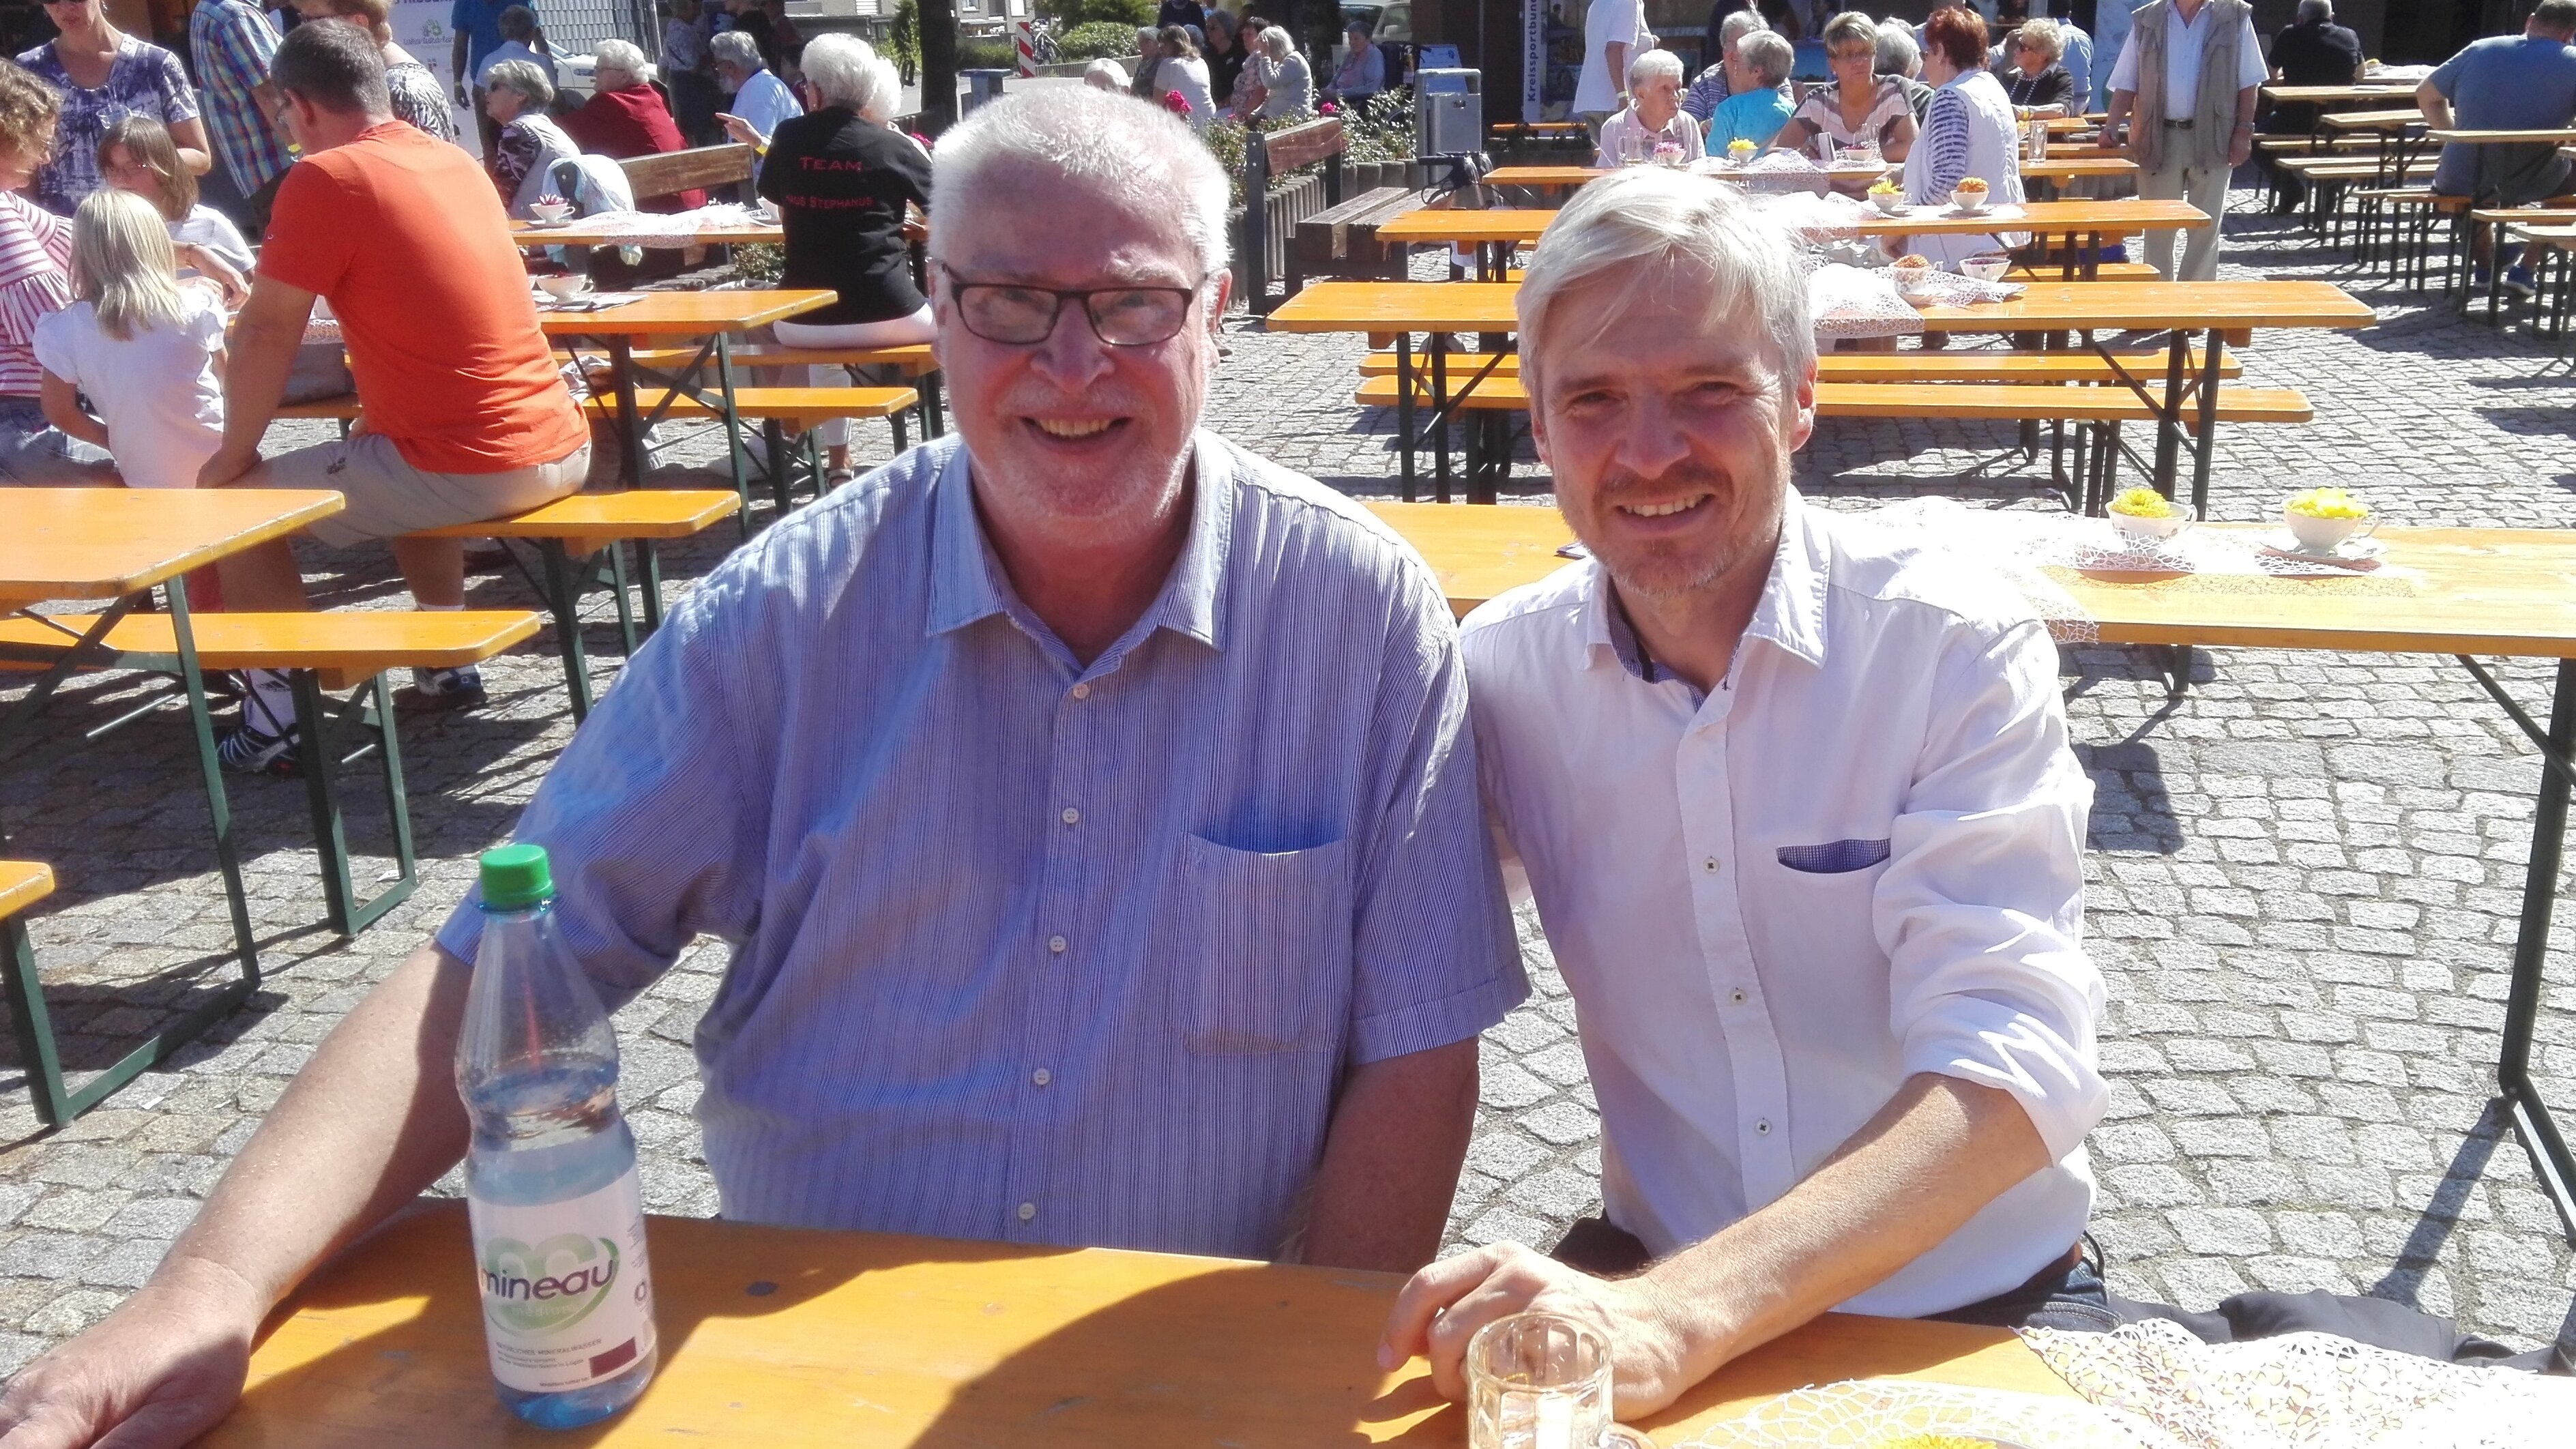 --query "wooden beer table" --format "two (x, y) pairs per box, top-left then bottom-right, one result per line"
(1480, 160), (1892, 197)
(1267, 279), (2373, 511)
(205, 1202), (2079, 1446)
(513, 219), (784, 250)
(2259, 83), (2418, 106)
(1371, 502), (2576, 1242)
(2019, 154), (2141, 197)
(0, 488), (342, 1123)
(1375, 199), (2211, 281)
(537, 289), (836, 491)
